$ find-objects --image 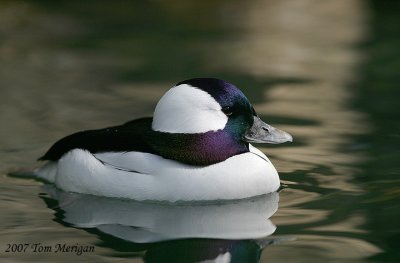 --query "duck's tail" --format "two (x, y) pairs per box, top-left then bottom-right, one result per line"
(33, 162), (57, 183)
